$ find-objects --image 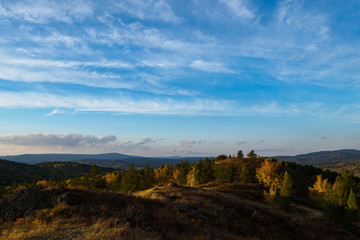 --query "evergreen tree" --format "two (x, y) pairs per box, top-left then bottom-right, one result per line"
(121, 163), (139, 192)
(225, 163), (236, 183)
(144, 164), (155, 188)
(90, 164), (100, 177)
(215, 154), (227, 161)
(215, 164), (226, 182)
(247, 150), (257, 159)
(237, 150), (244, 158)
